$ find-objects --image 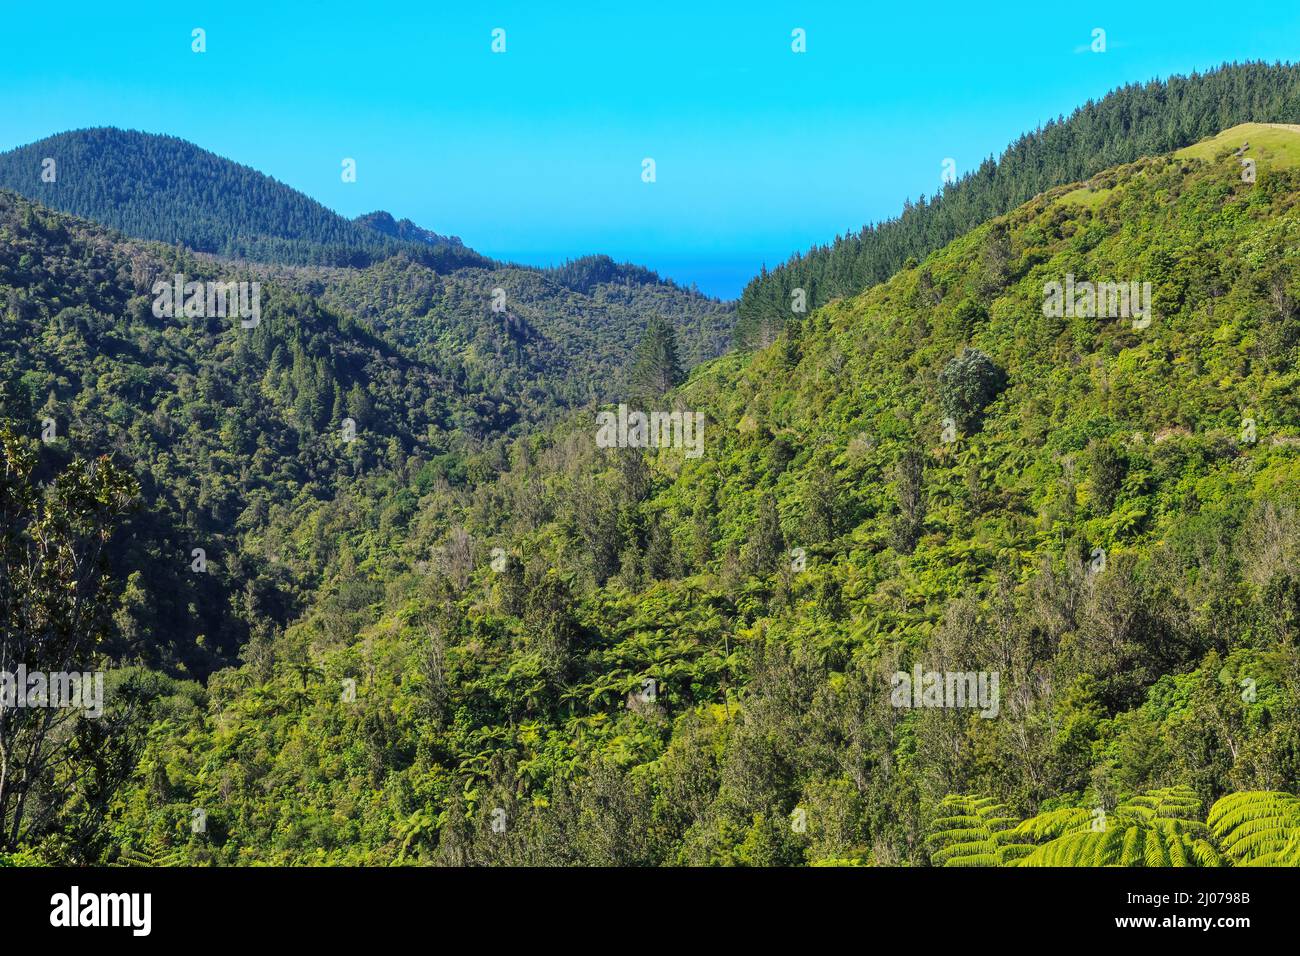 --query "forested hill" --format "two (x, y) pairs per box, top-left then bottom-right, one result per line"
(0, 129), (735, 376)
(0, 184), (732, 680)
(91, 125), (1300, 866)
(303, 256), (735, 402)
(735, 61), (1300, 348)
(543, 254), (681, 294)
(0, 186), (515, 676)
(0, 128), (490, 270)
(353, 210), (469, 250)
